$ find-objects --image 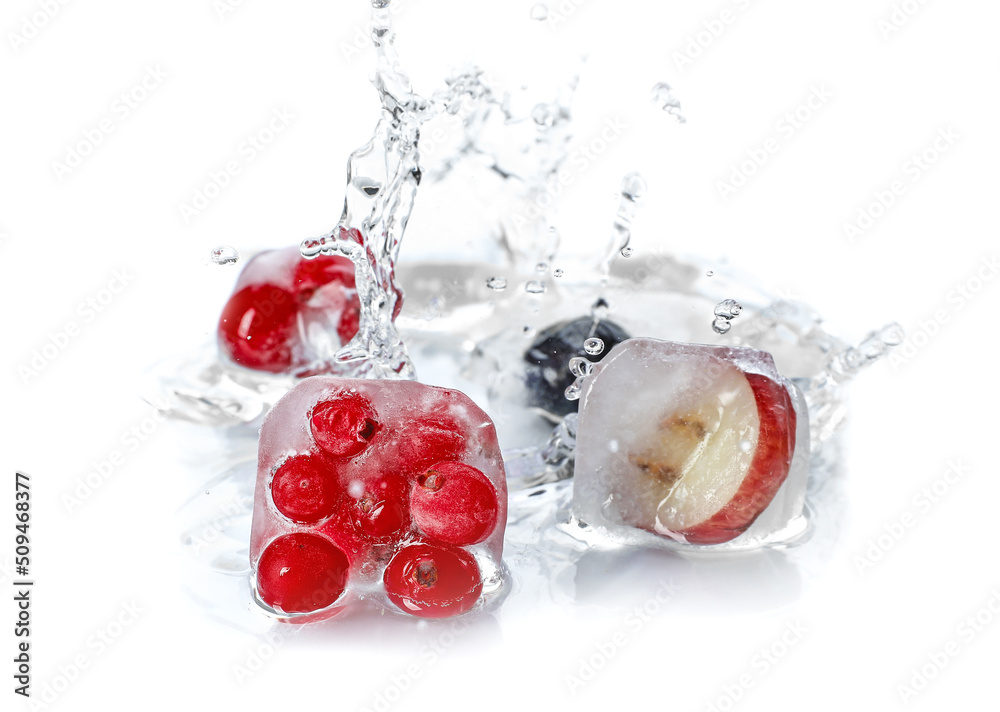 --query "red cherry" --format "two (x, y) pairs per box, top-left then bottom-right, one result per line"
(217, 284), (297, 372)
(395, 412), (467, 476)
(256, 533), (350, 614)
(310, 392), (380, 458)
(383, 543), (482, 618)
(411, 462), (498, 546)
(270, 454), (342, 525)
(347, 471), (411, 541)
